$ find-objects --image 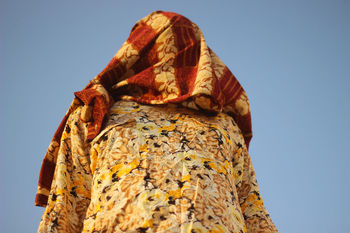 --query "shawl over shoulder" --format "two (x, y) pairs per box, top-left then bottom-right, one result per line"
(35, 11), (252, 208)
